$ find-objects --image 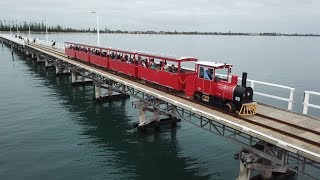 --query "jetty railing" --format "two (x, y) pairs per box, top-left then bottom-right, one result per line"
(214, 73), (295, 111)
(303, 91), (320, 115)
(247, 79), (294, 111)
